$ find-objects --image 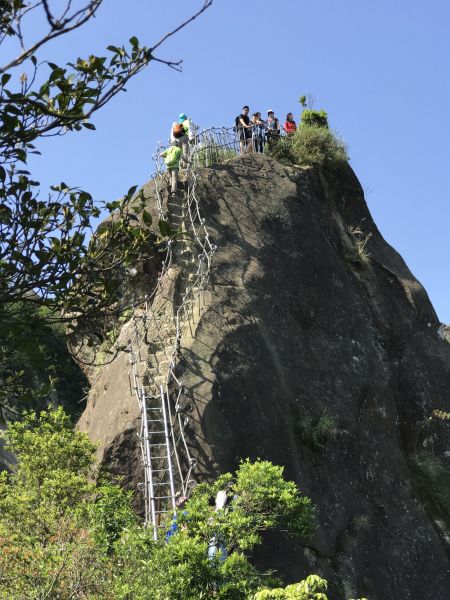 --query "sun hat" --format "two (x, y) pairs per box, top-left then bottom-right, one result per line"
(178, 113), (187, 123)
(267, 109), (274, 114)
